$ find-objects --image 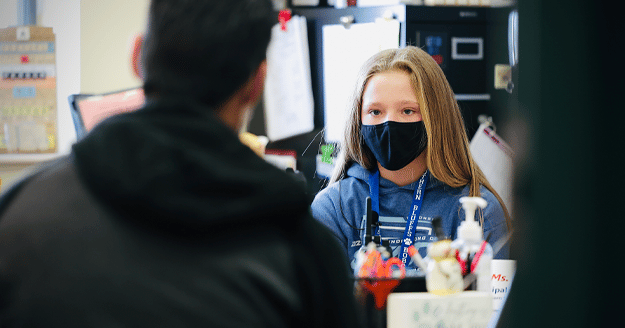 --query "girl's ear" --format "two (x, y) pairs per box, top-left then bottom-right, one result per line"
(131, 34), (144, 79)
